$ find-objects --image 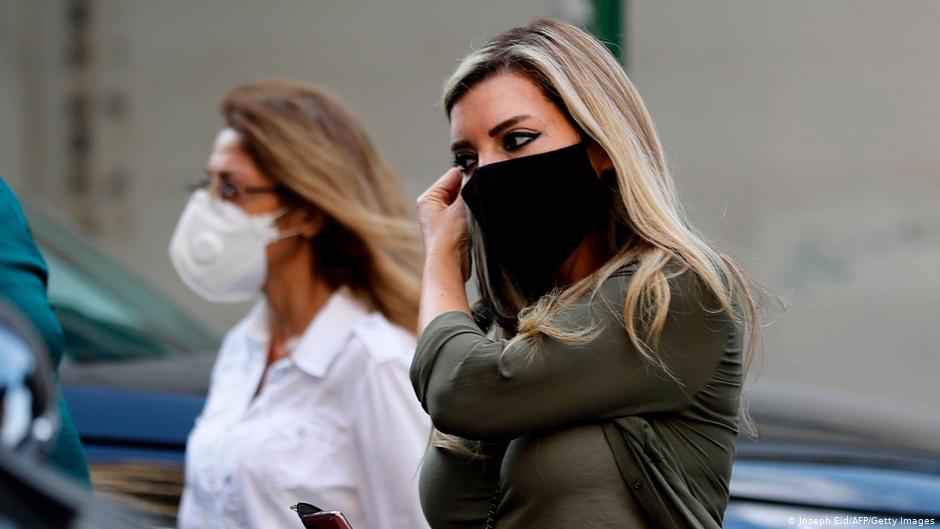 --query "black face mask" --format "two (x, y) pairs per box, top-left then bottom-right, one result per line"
(461, 141), (607, 304)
